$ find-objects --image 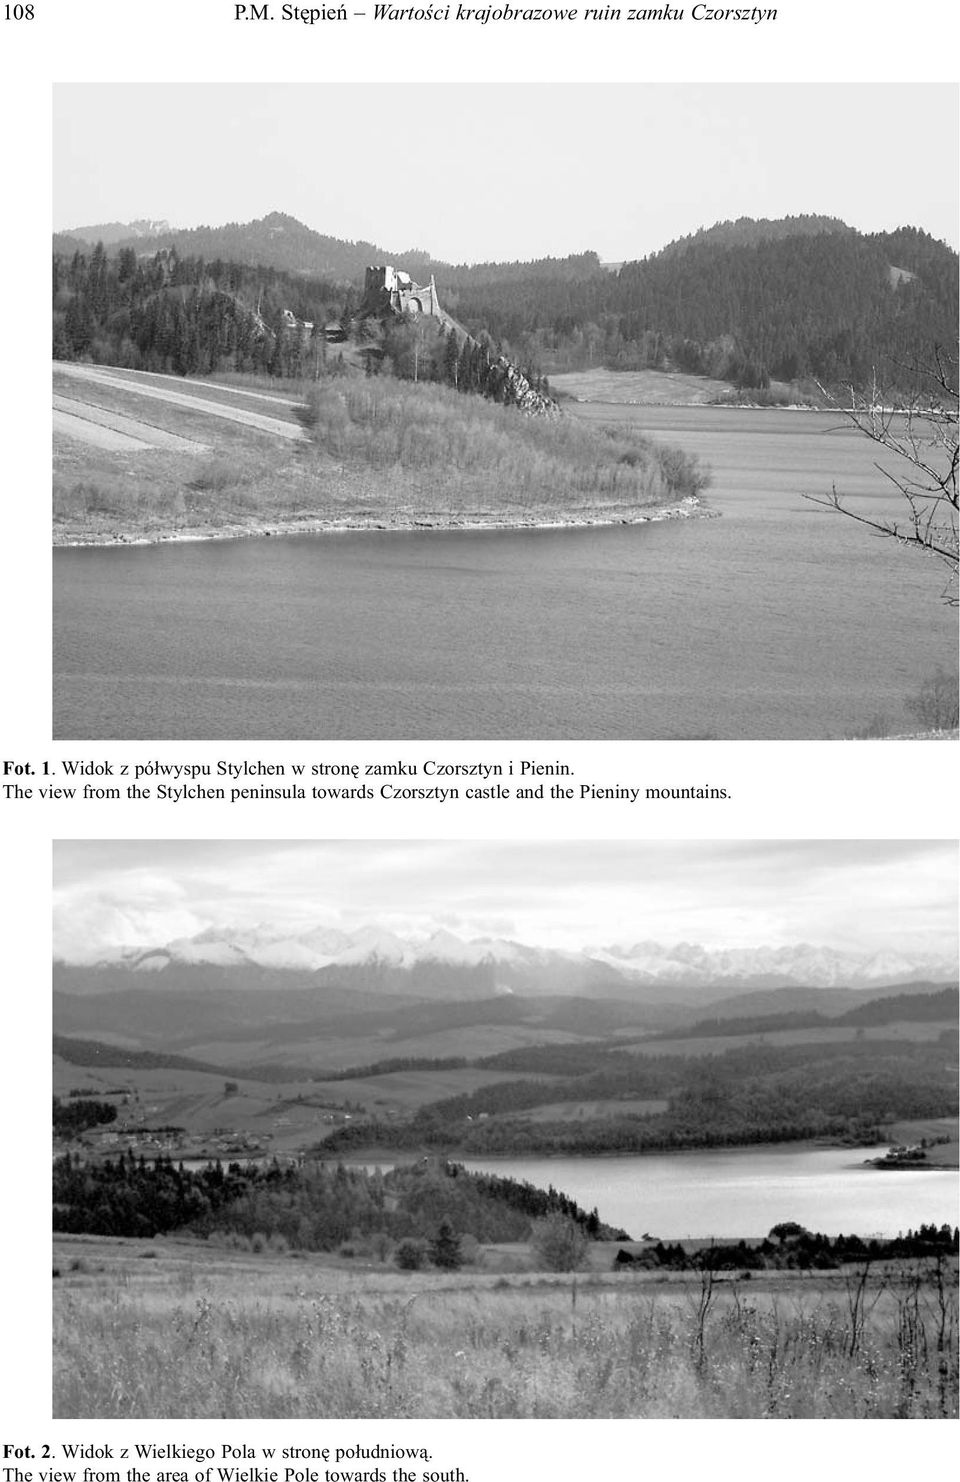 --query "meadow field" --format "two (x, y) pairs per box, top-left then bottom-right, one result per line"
(550, 367), (746, 405)
(53, 1233), (958, 1419)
